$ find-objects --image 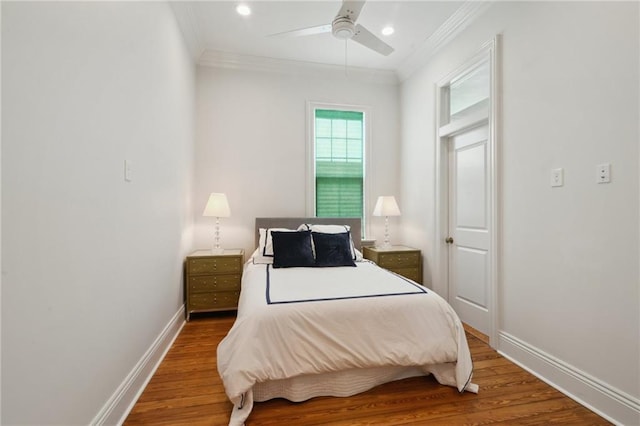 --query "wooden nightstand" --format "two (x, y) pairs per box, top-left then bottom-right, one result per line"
(185, 249), (244, 321)
(363, 245), (423, 284)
